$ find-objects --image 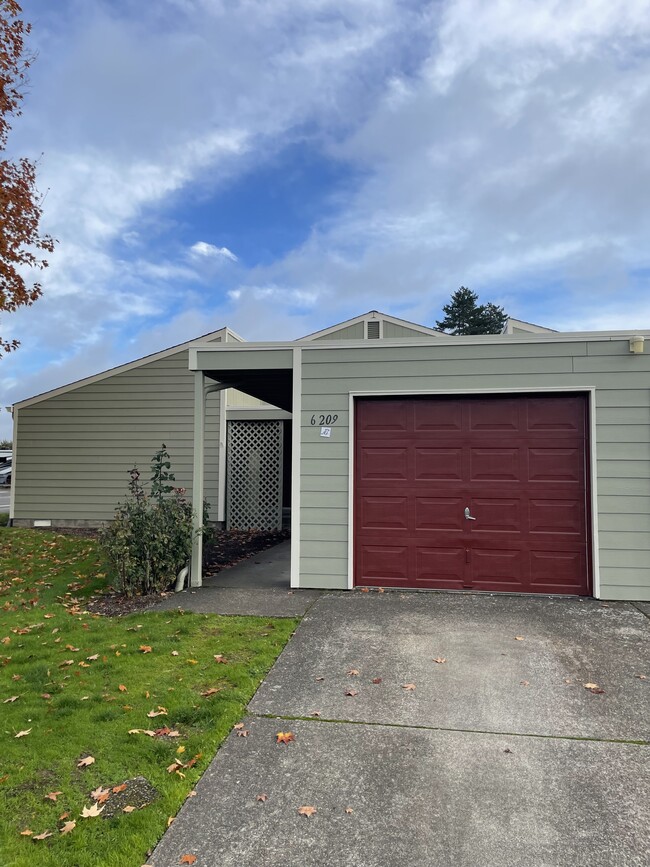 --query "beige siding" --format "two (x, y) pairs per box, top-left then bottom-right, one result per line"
(13, 347), (221, 525)
(382, 321), (440, 339)
(227, 389), (268, 408)
(312, 322), (365, 341)
(298, 339), (650, 600)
